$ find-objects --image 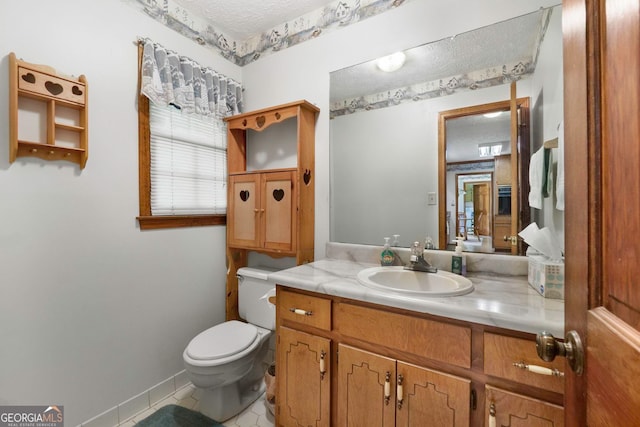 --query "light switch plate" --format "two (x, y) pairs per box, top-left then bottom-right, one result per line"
(427, 192), (437, 205)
